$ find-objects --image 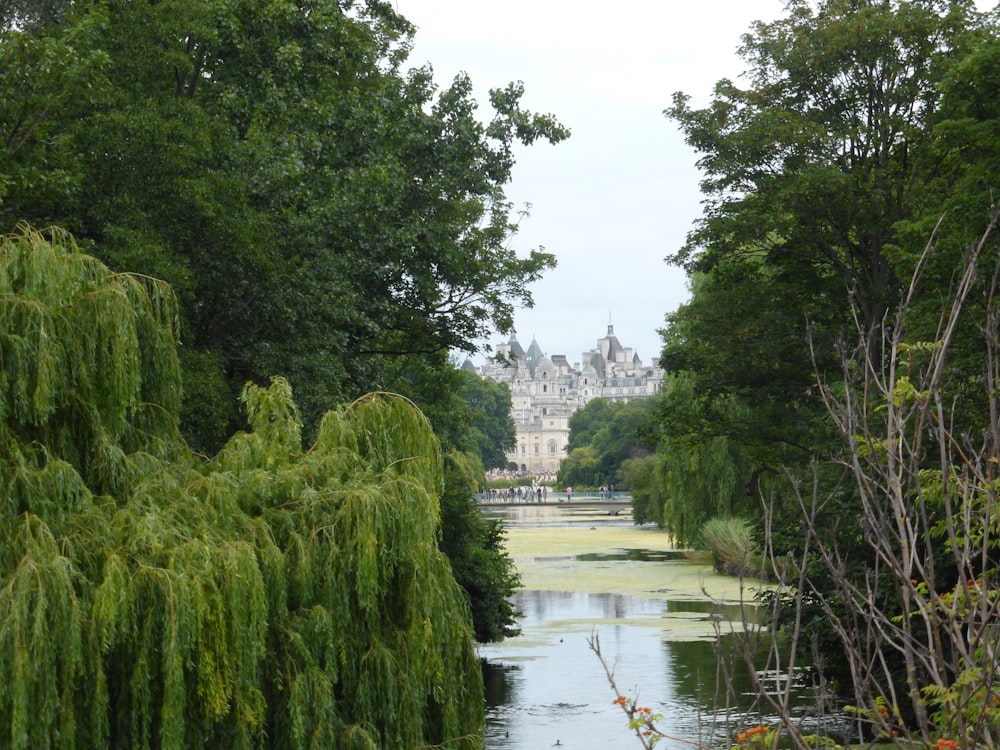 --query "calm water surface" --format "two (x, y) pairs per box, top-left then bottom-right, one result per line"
(478, 505), (812, 750)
